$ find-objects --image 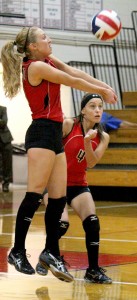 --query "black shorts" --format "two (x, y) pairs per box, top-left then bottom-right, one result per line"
(25, 118), (64, 154)
(67, 186), (91, 206)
